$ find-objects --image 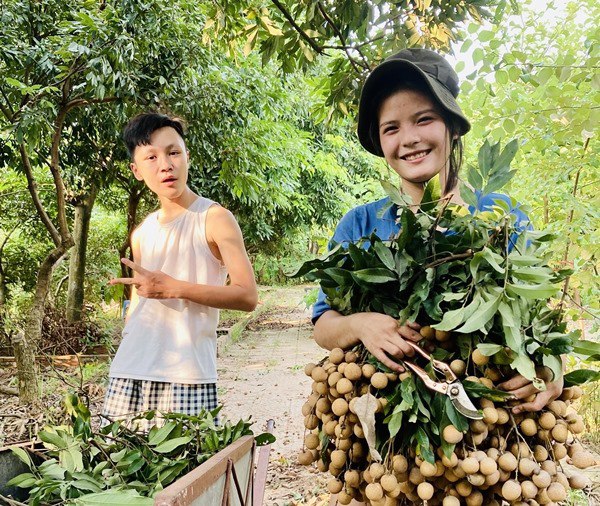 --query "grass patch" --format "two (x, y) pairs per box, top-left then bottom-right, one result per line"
(229, 298), (275, 344)
(219, 288), (279, 353)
